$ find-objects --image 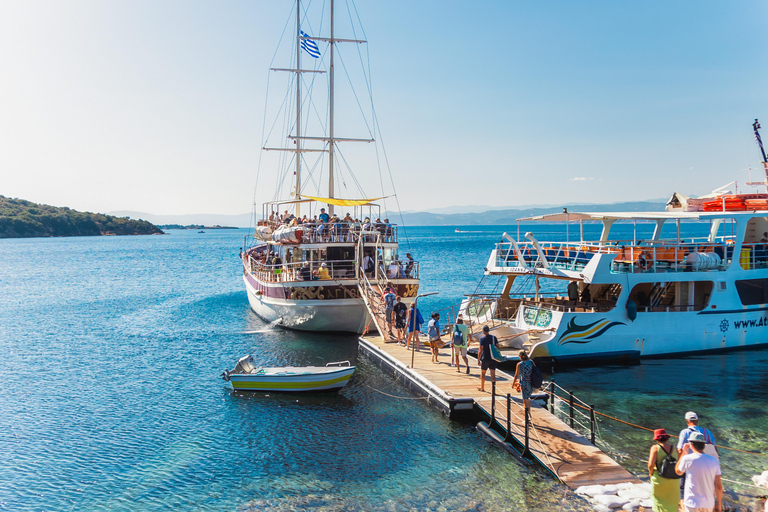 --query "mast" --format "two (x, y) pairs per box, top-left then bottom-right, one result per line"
(295, 0), (302, 218)
(751, 119), (768, 195)
(328, 0), (335, 215)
